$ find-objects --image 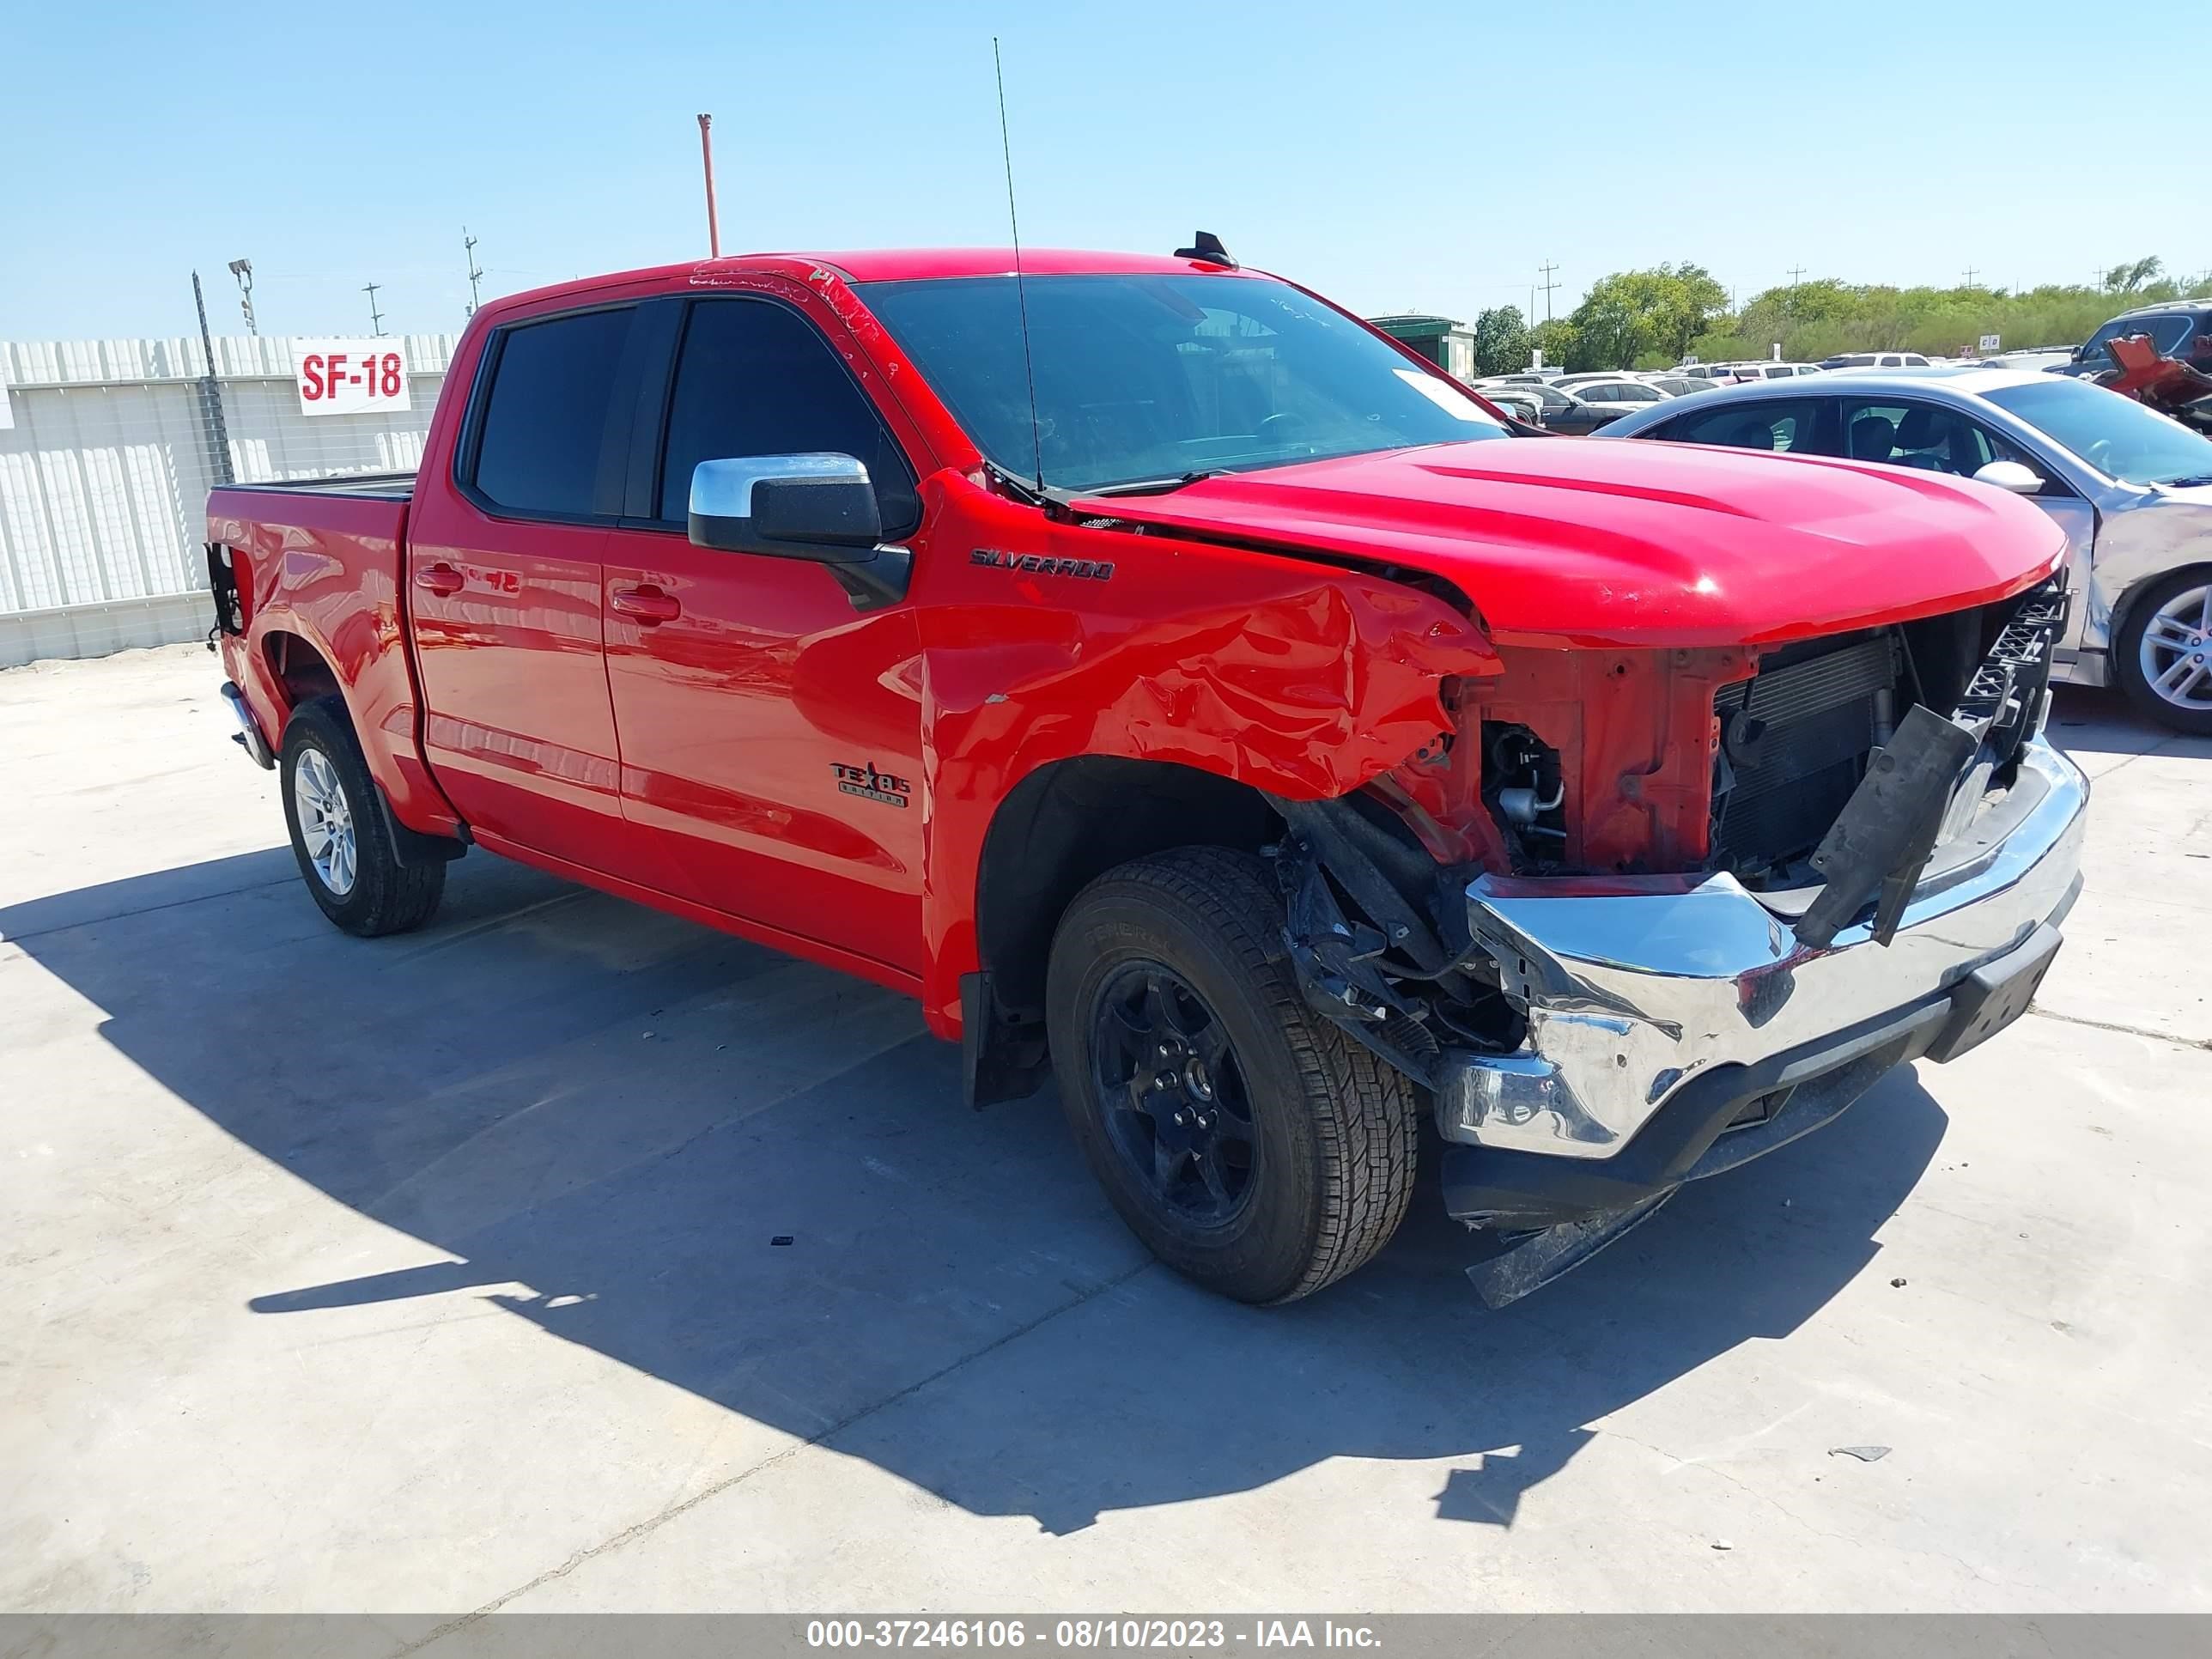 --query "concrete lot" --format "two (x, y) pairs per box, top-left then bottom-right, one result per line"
(3, 643), (2209, 1616)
